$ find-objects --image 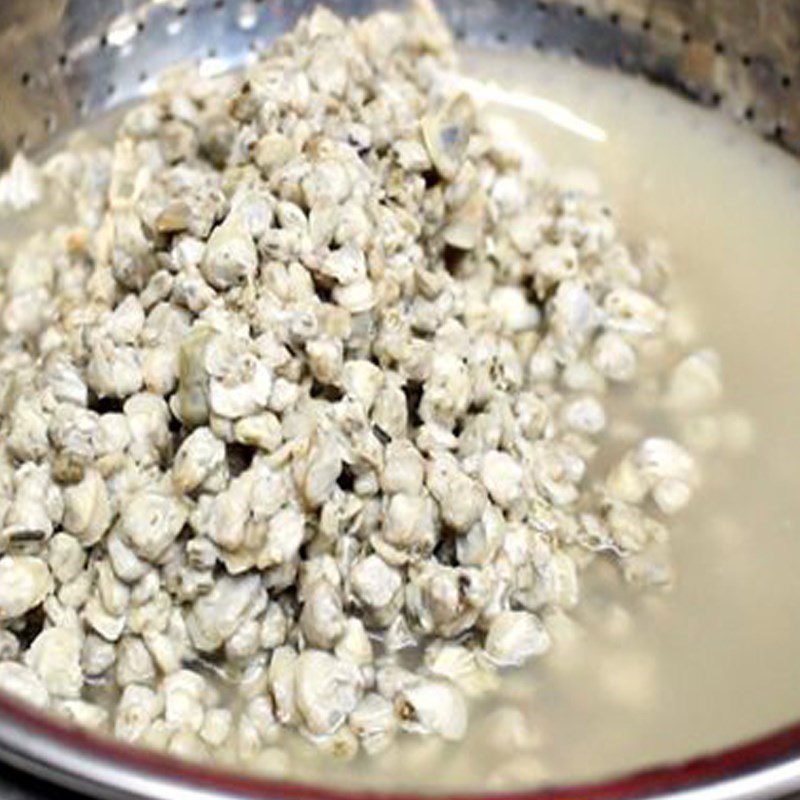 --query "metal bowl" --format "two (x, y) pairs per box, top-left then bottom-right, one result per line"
(1, 1), (800, 799)
(2, 0), (799, 162)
